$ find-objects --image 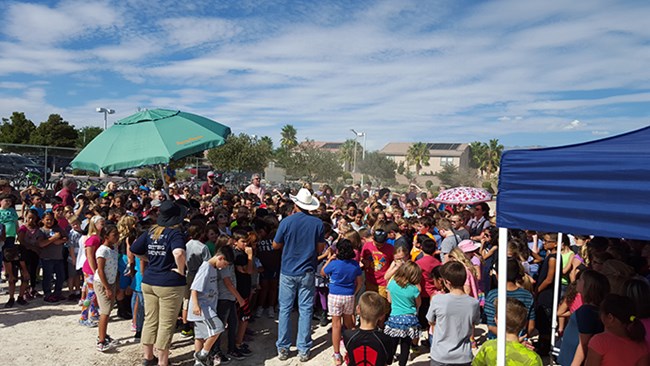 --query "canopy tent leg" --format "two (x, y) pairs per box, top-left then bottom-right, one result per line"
(496, 227), (509, 366)
(550, 232), (564, 364)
